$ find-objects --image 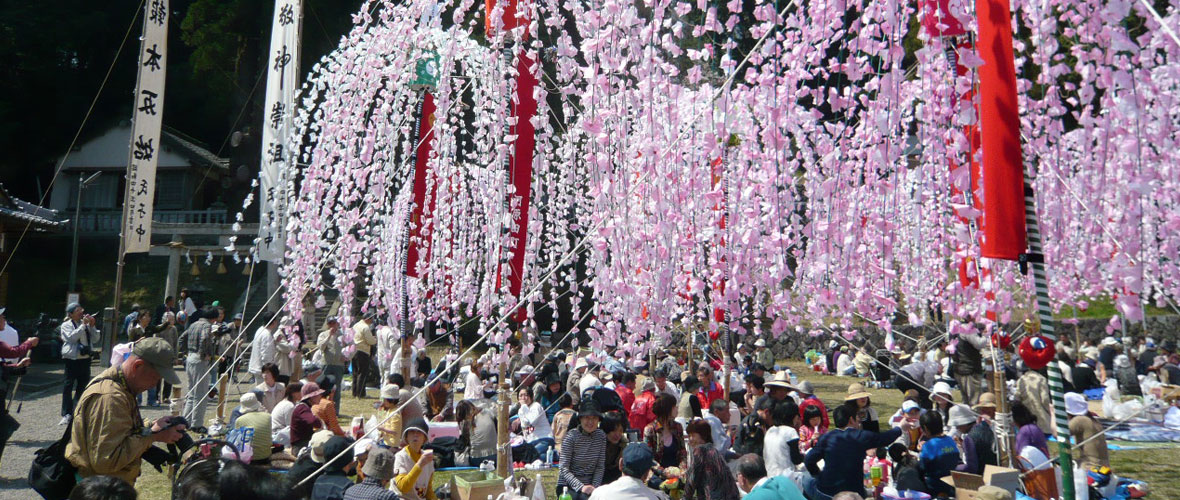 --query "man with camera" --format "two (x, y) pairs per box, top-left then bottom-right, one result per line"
(66, 337), (186, 485)
(60, 302), (99, 426)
